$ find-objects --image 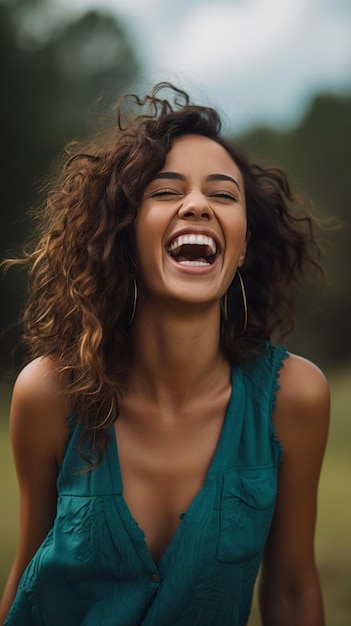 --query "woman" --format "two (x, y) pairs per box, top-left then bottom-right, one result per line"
(0, 83), (329, 625)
